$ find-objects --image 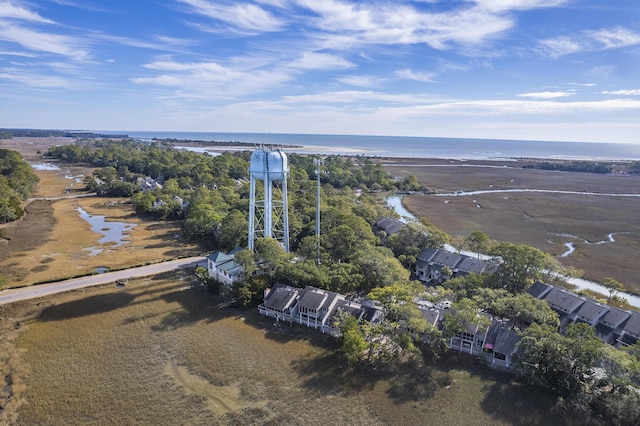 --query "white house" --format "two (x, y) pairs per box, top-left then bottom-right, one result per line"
(206, 249), (242, 285)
